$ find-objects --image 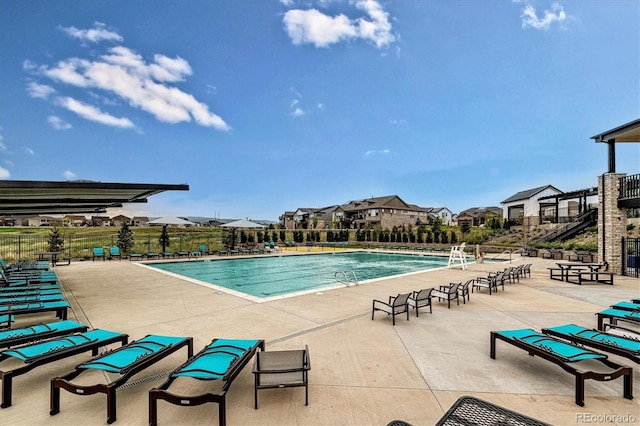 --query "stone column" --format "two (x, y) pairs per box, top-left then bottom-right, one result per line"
(598, 173), (627, 274)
